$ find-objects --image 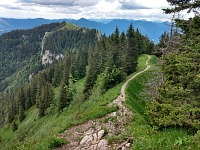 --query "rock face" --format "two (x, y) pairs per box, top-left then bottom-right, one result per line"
(55, 56), (151, 150)
(41, 32), (64, 65)
(41, 50), (64, 65)
(42, 50), (53, 65)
